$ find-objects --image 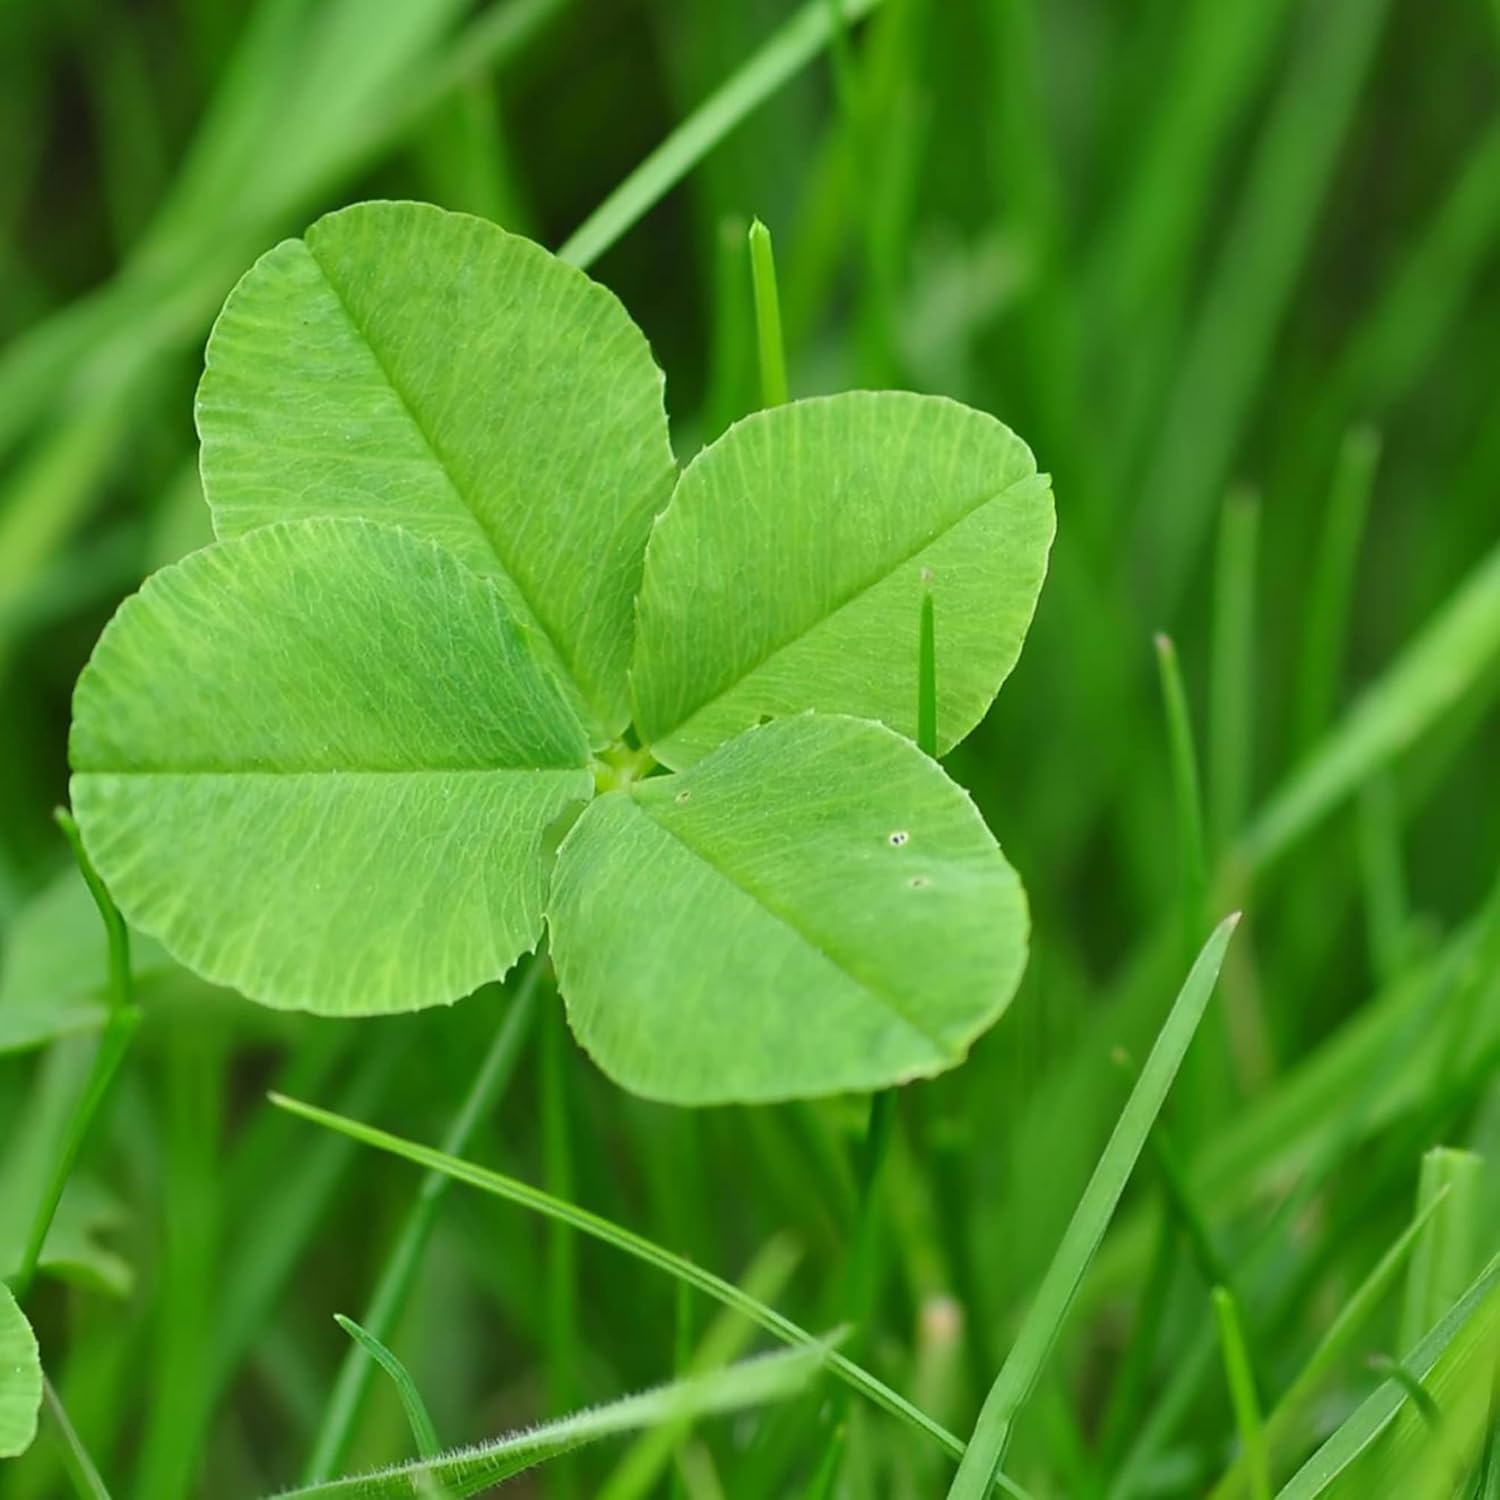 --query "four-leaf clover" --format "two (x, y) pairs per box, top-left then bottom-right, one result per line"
(69, 201), (1054, 1105)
